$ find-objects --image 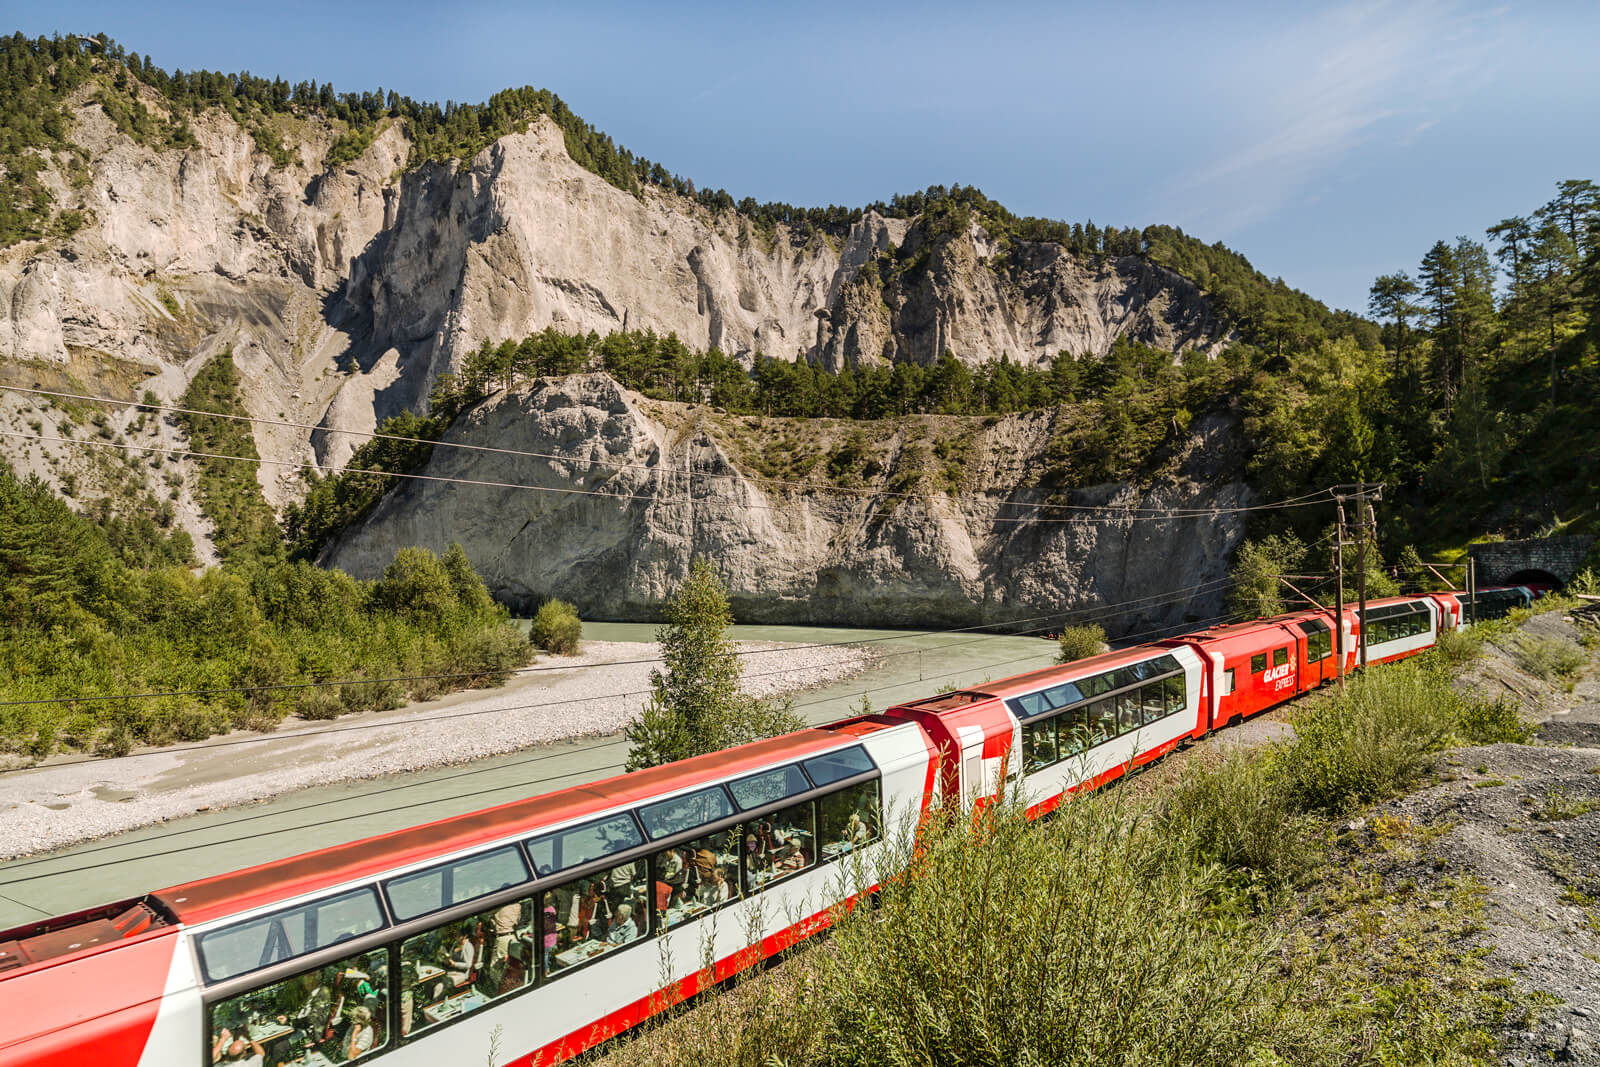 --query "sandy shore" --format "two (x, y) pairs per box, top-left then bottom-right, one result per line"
(0, 638), (876, 860)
